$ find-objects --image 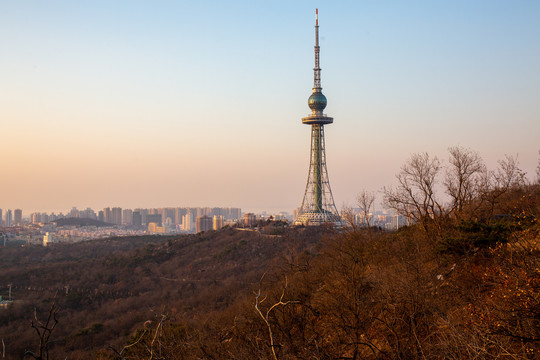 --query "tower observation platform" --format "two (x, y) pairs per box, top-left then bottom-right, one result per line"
(295, 9), (341, 226)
